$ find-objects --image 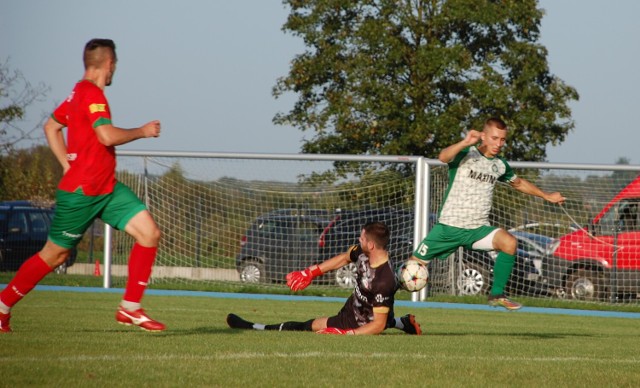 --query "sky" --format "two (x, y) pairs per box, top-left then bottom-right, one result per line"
(1, 0), (639, 166)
